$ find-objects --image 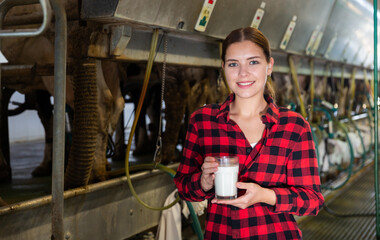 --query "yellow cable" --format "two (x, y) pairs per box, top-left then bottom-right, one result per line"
(364, 69), (374, 99)
(288, 55), (307, 118)
(348, 67), (357, 119)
